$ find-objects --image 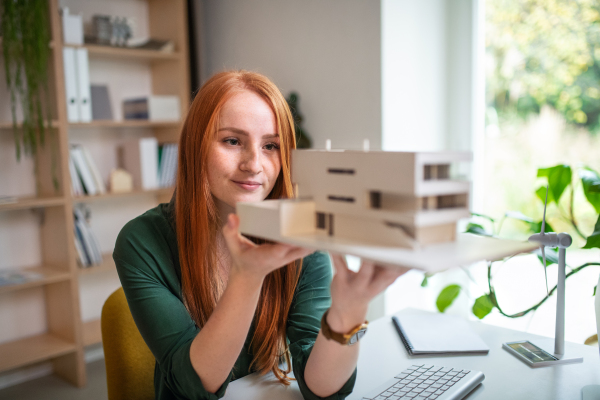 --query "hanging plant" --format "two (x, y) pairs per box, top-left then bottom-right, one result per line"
(1, 0), (52, 162)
